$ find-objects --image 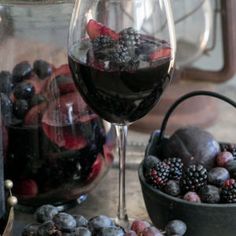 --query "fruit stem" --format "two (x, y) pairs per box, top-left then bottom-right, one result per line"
(115, 124), (129, 229)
